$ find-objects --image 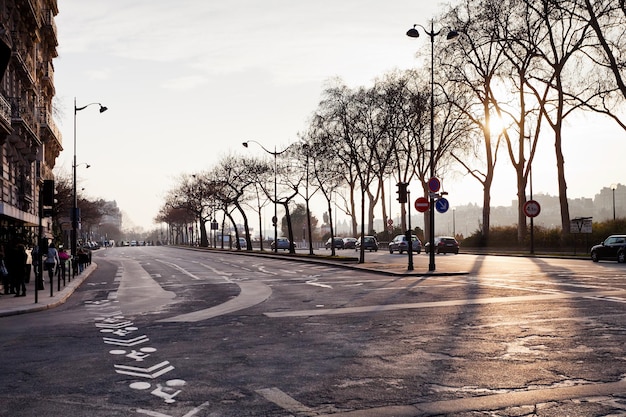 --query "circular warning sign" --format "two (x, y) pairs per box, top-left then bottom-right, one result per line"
(415, 196), (430, 213)
(523, 200), (541, 217)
